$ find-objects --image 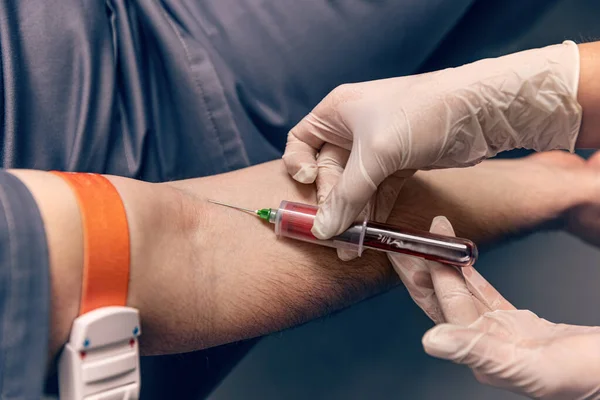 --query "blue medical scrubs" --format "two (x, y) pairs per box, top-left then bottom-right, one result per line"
(0, 0), (557, 398)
